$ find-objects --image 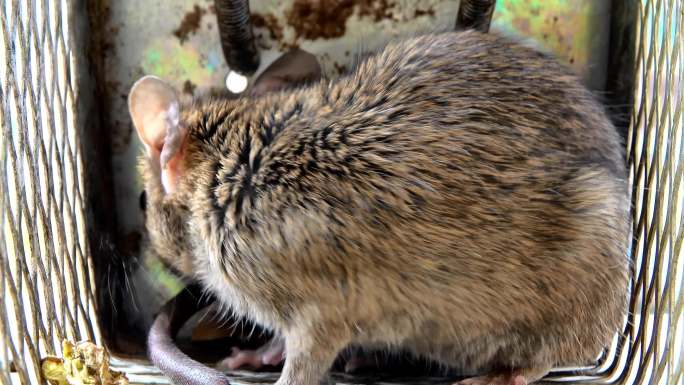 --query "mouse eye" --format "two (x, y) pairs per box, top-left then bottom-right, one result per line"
(139, 191), (147, 212)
